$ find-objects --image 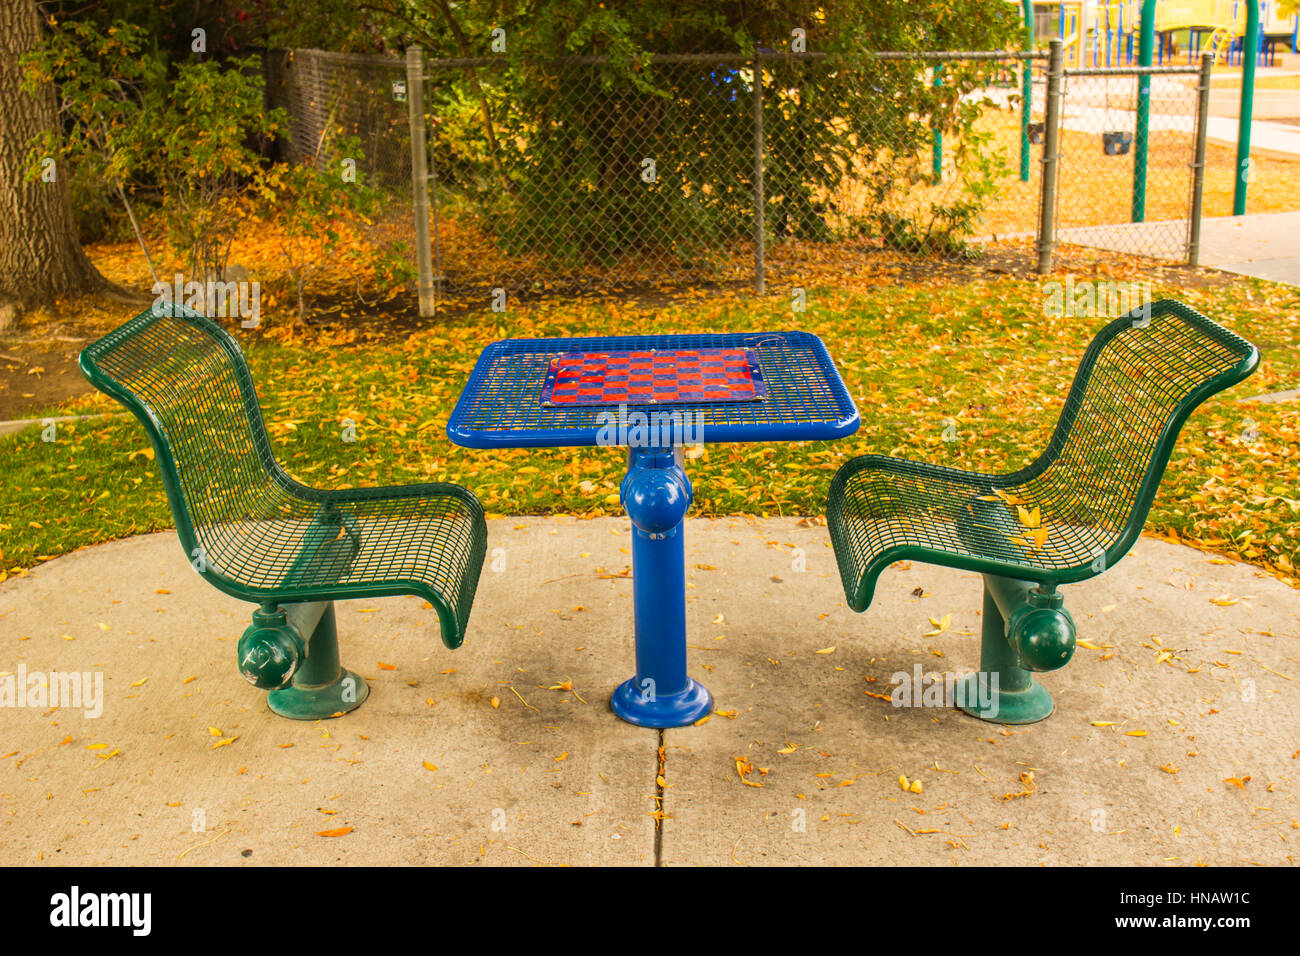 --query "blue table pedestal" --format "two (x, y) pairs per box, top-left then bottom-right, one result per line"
(610, 445), (713, 728)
